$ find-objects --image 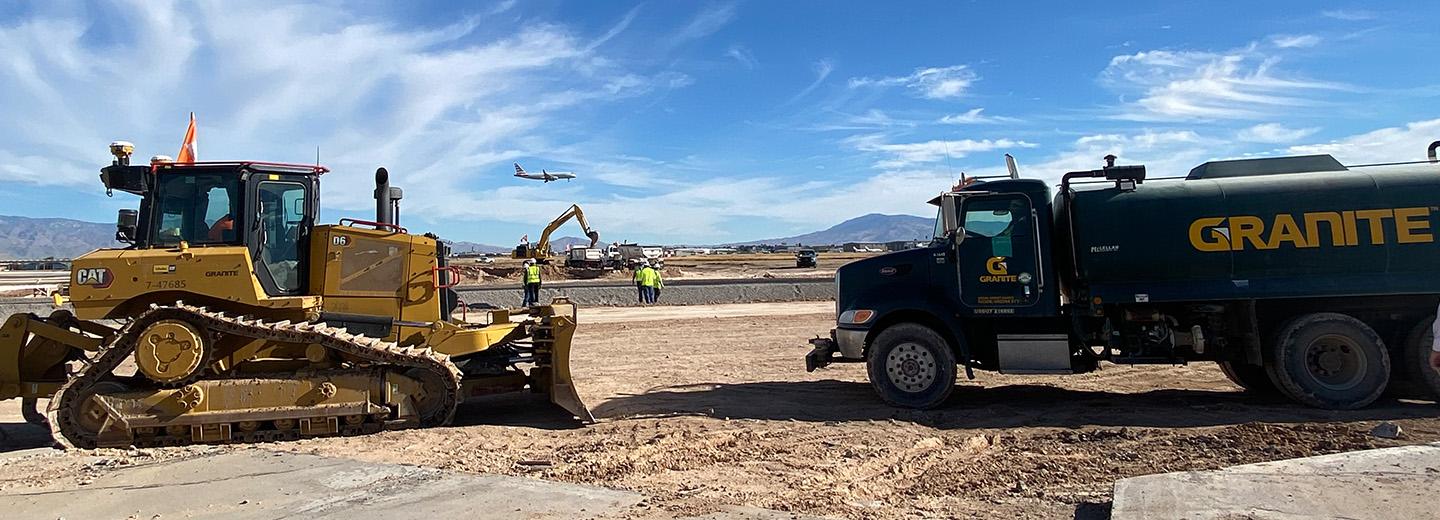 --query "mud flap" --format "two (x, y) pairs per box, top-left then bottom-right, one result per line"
(532, 302), (595, 423)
